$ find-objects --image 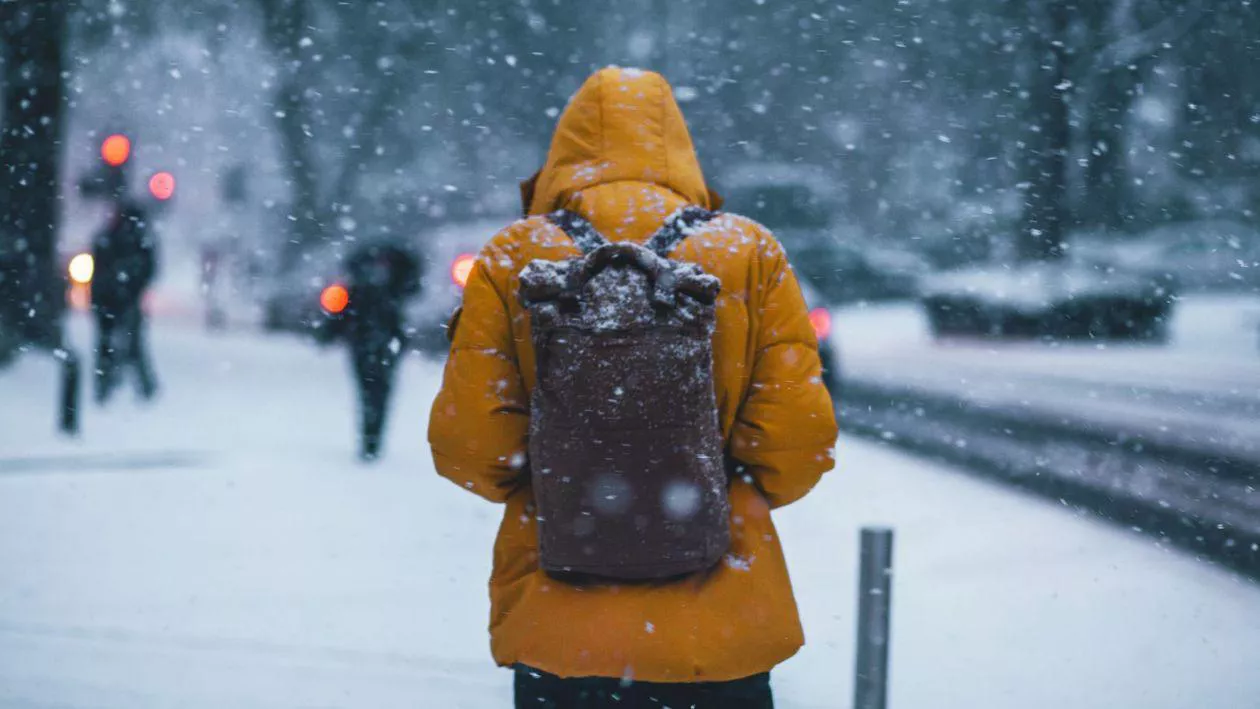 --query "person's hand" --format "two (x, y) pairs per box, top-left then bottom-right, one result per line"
(311, 318), (343, 347)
